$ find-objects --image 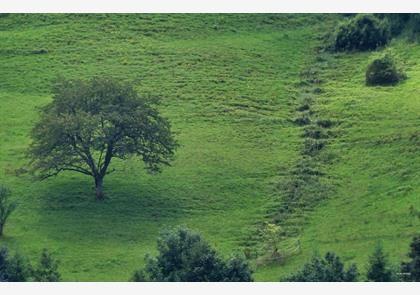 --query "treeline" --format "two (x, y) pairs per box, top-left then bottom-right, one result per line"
(0, 248), (60, 282)
(1, 221), (419, 282)
(131, 228), (420, 282)
(285, 237), (419, 282)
